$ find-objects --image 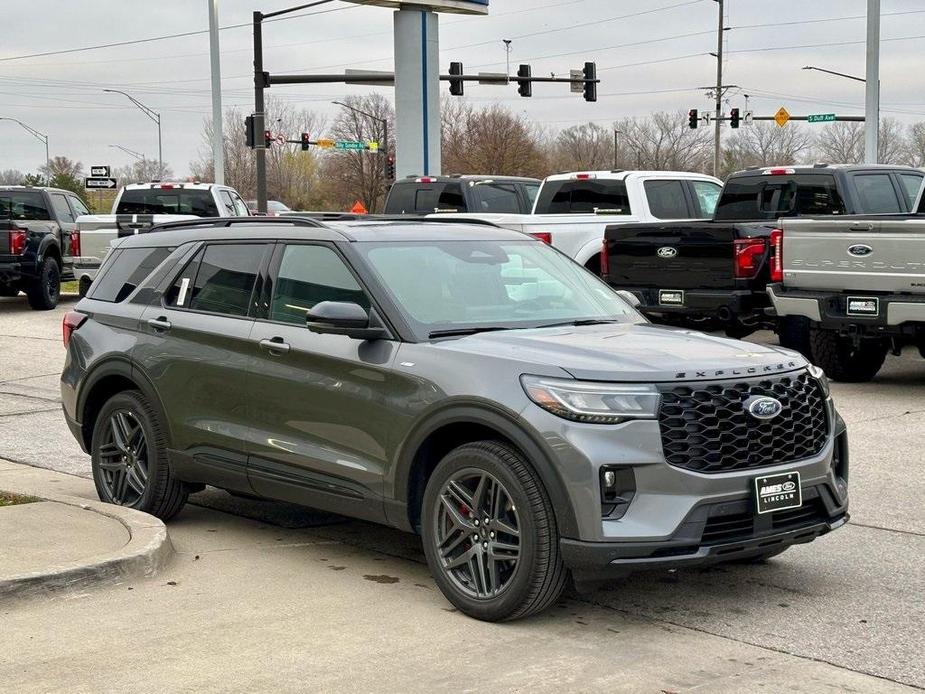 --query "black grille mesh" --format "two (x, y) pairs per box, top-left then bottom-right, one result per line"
(658, 371), (828, 473)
